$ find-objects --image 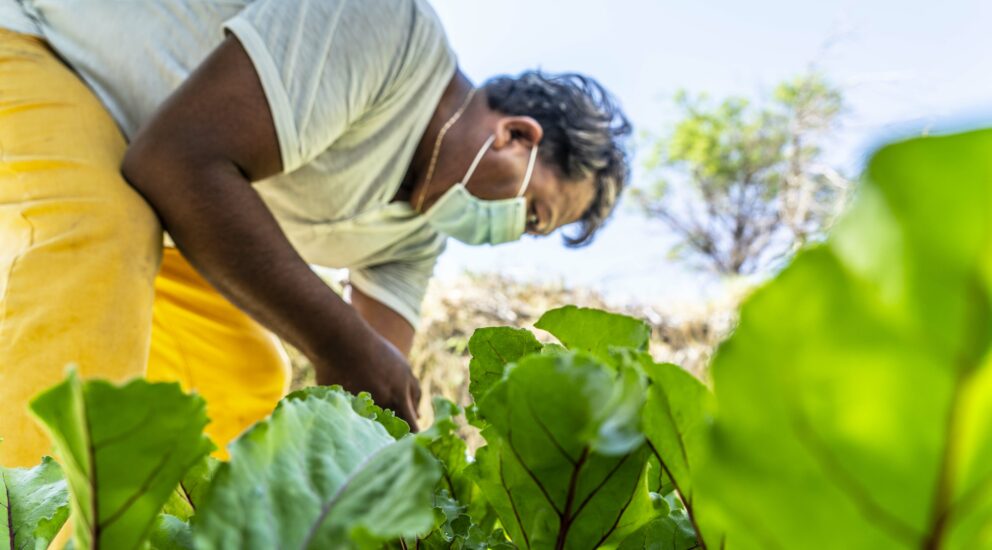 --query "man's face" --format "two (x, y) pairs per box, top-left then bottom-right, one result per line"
(523, 163), (596, 237)
(463, 154), (595, 238)
(456, 116), (597, 240)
